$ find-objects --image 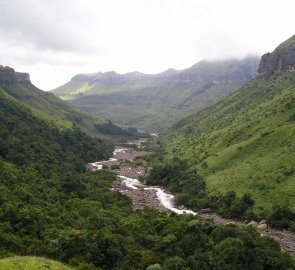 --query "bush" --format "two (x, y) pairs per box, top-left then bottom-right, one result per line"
(111, 164), (120, 170)
(268, 206), (295, 230)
